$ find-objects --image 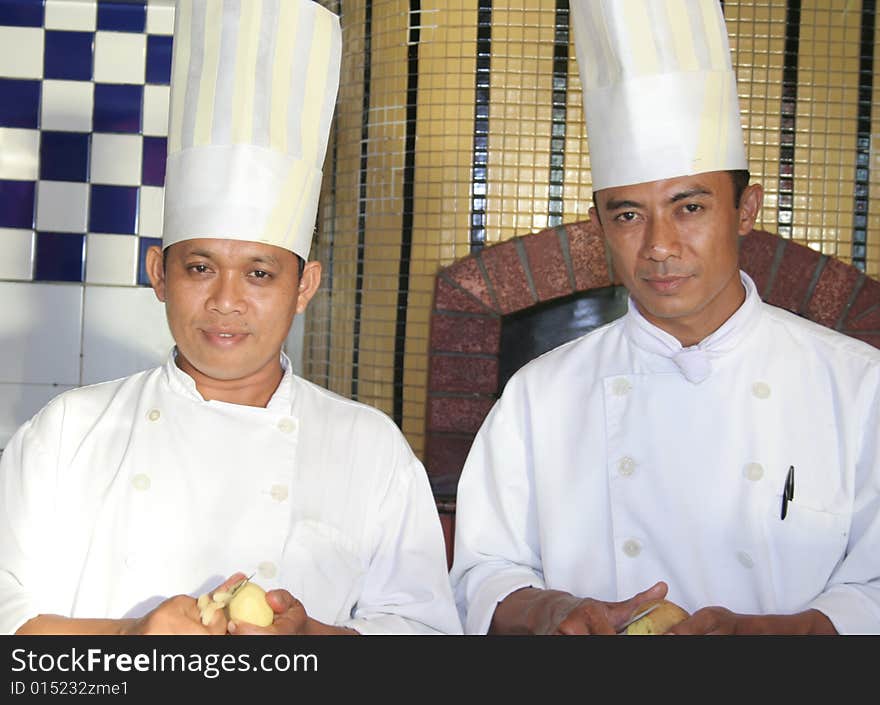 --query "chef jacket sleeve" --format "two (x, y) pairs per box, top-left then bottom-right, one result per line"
(0, 415), (56, 634)
(450, 394), (547, 635)
(340, 455), (463, 635)
(807, 366), (880, 634)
